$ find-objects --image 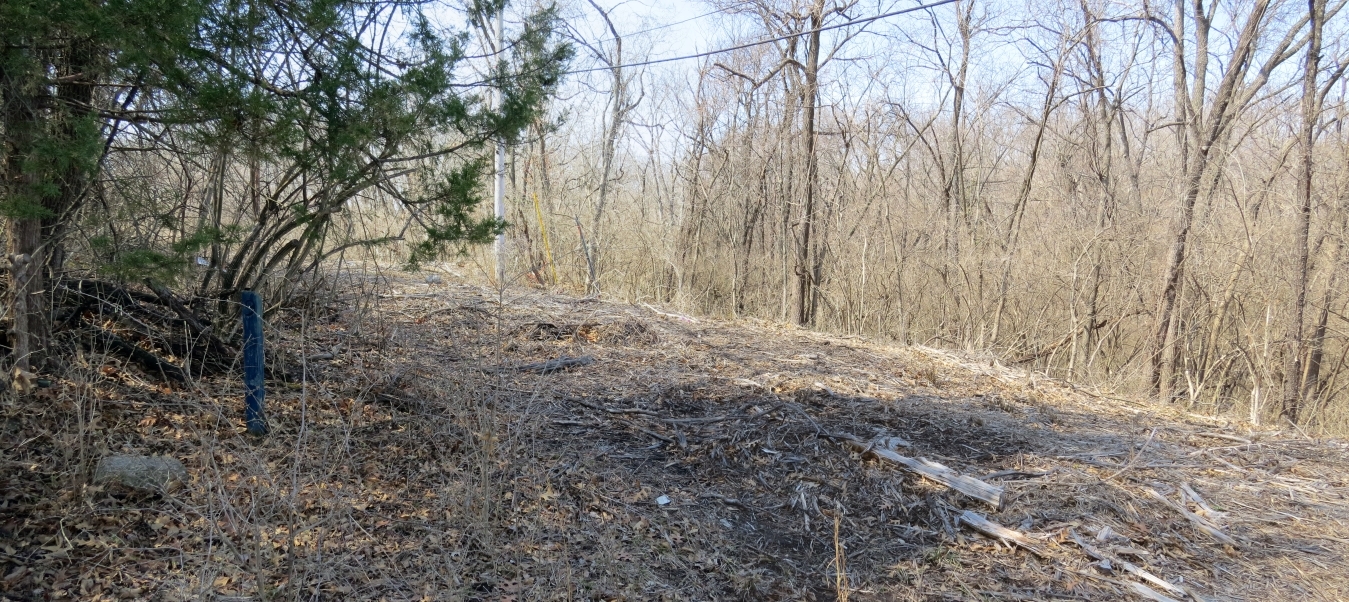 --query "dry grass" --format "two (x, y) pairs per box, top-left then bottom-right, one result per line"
(2, 272), (1347, 601)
